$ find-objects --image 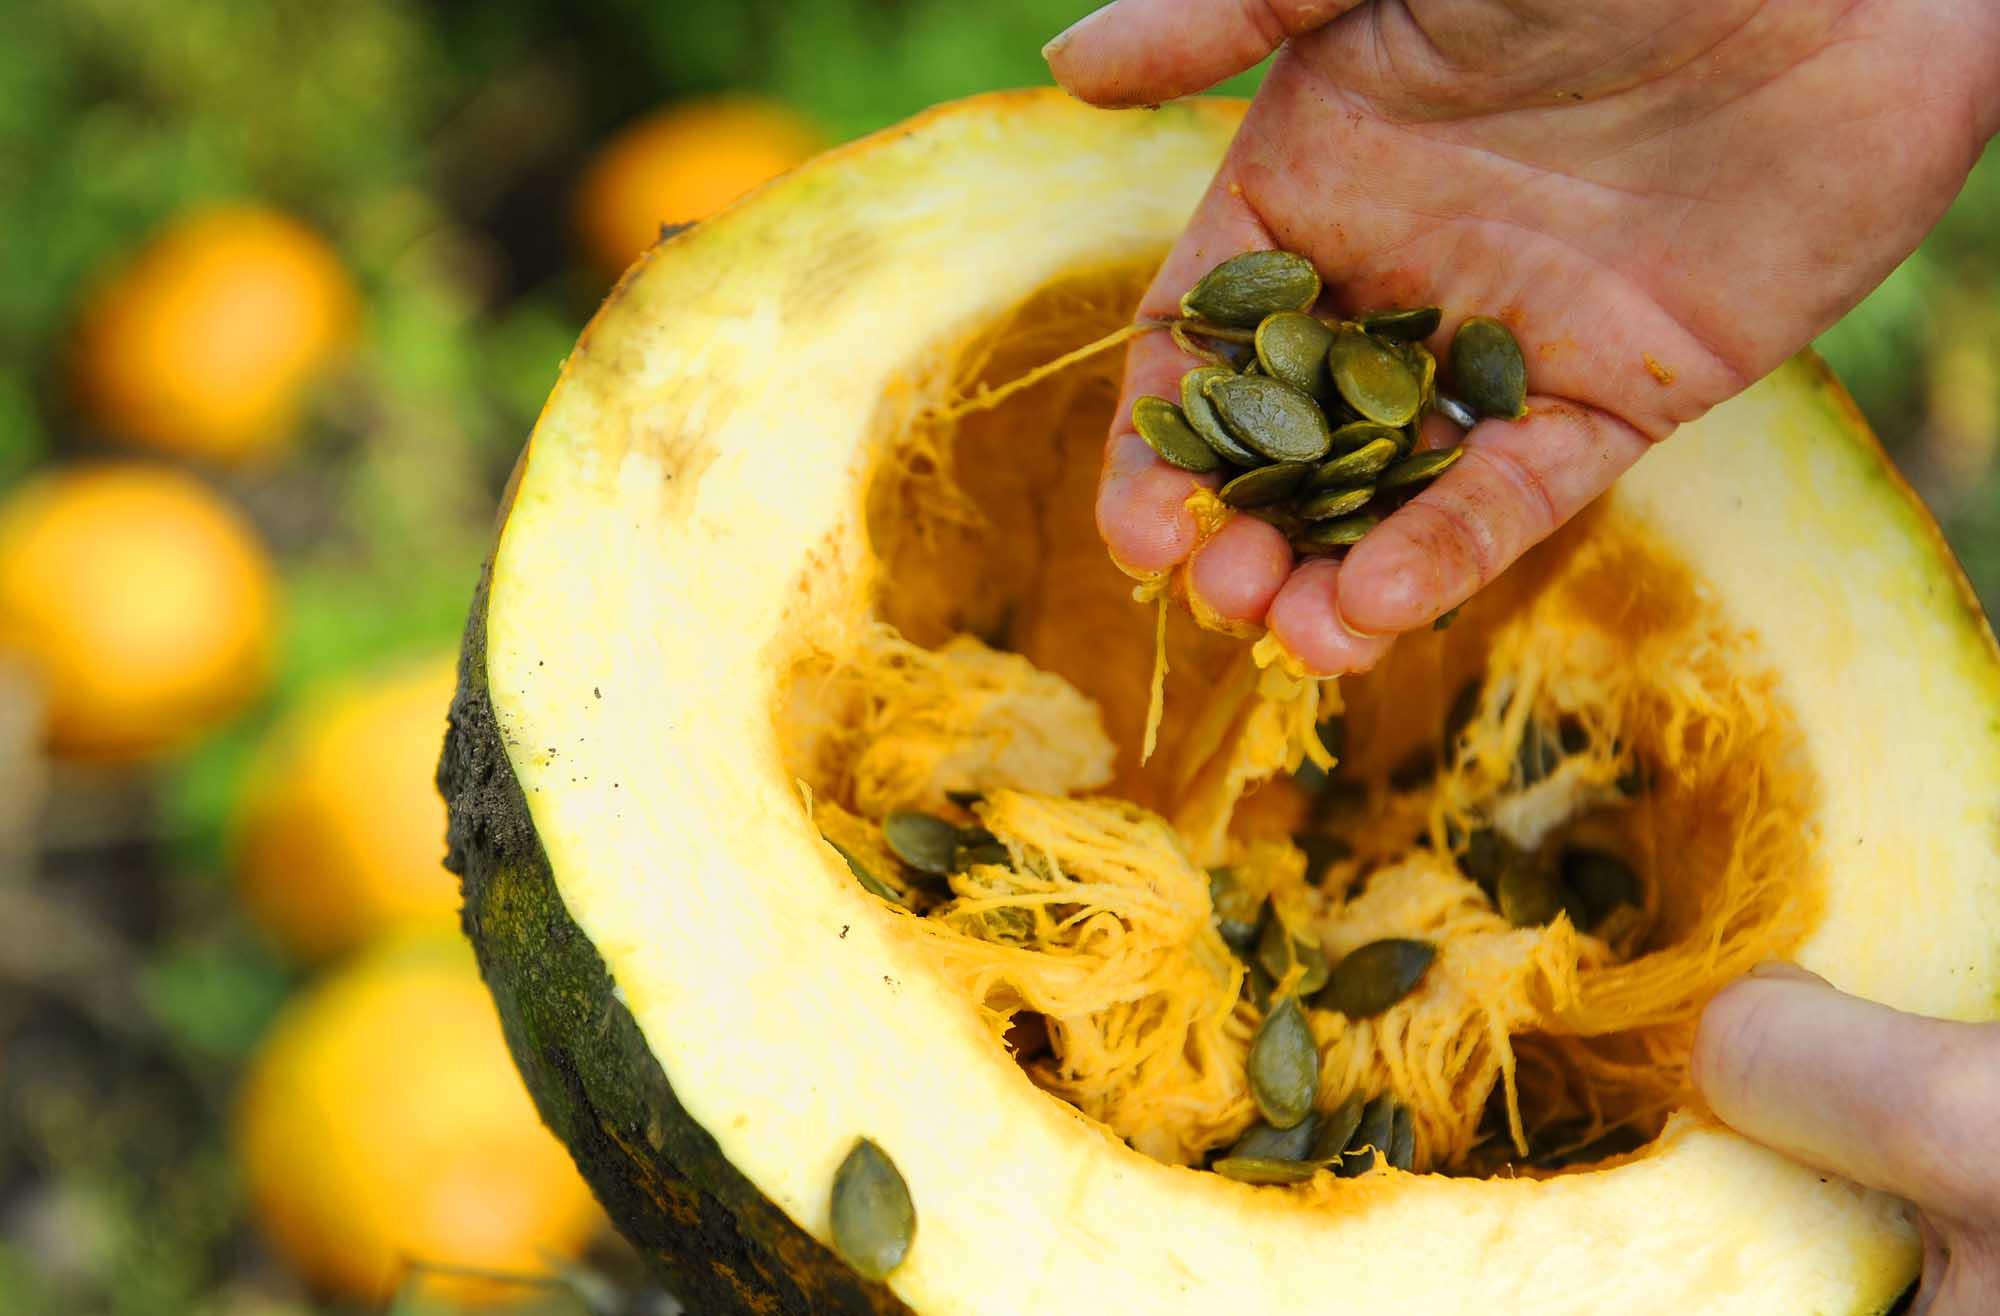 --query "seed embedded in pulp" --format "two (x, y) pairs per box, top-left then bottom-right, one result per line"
(1339, 1095), (1397, 1176)
(1132, 395), (1222, 473)
(1321, 938), (1437, 1018)
(1229, 1115), (1319, 1163)
(1211, 1156), (1320, 1185)
(1179, 250), (1321, 327)
(1308, 1092), (1366, 1162)
(1247, 994), (1320, 1129)
(1256, 916), (1330, 997)
(830, 1138), (916, 1280)
(882, 810), (962, 876)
